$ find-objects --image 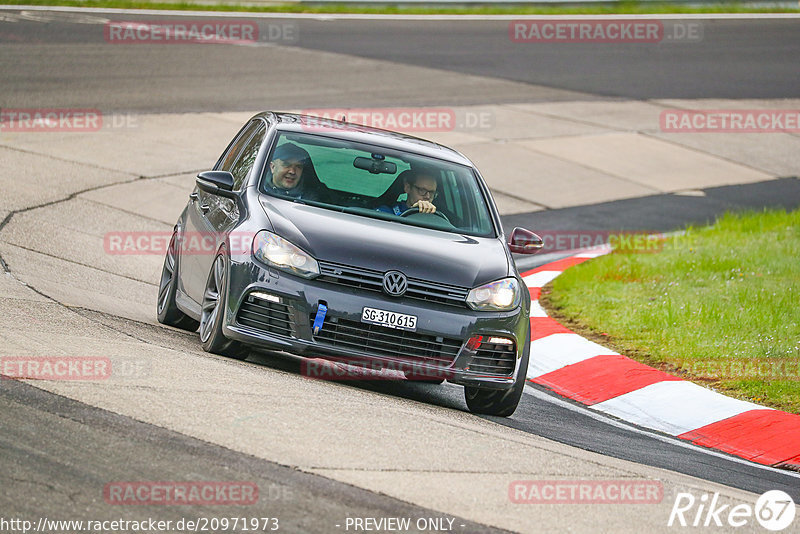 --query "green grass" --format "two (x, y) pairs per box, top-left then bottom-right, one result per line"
(543, 208), (800, 414)
(3, 0), (799, 15)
